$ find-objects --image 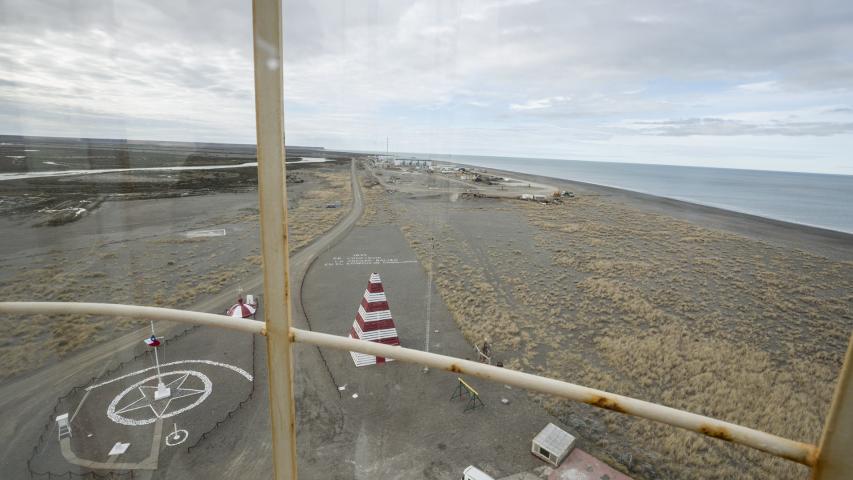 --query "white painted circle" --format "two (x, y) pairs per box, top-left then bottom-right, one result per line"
(107, 370), (212, 426)
(165, 429), (189, 446)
